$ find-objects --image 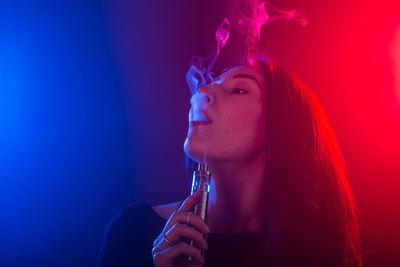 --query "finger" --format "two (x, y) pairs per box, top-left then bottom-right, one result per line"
(156, 223), (208, 253)
(152, 229), (179, 255)
(153, 223), (208, 255)
(170, 223), (208, 250)
(153, 233), (164, 248)
(157, 242), (205, 265)
(160, 192), (202, 235)
(177, 191), (201, 212)
(152, 230), (176, 255)
(172, 210), (210, 235)
(153, 211), (210, 254)
(154, 192), (205, 250)
(152, 237), (165, 256)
